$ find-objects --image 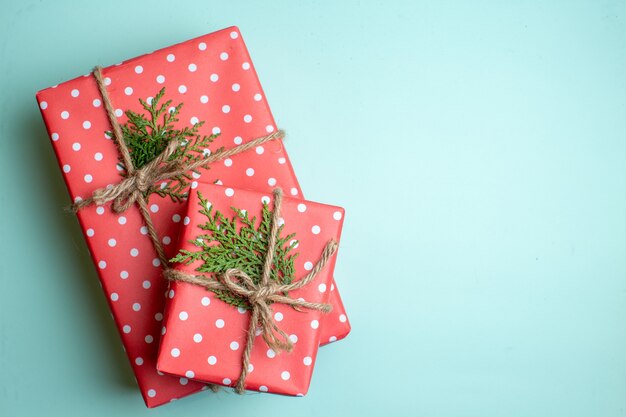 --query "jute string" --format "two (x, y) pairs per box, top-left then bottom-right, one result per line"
(71, 66), (284, 267)
(164, 188), (337, 394)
